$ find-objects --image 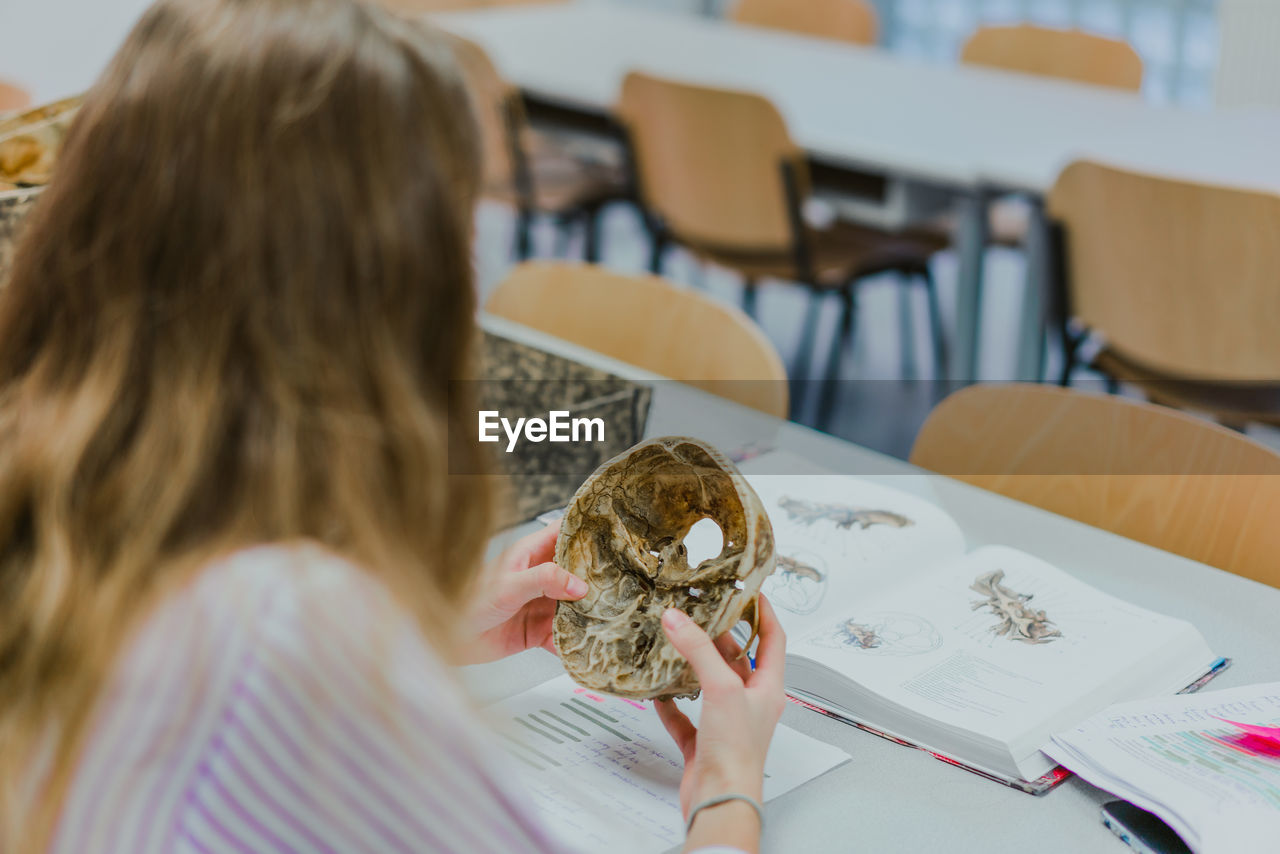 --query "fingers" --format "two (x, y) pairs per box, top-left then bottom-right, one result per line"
(494, 562), (587, 614)
(502, 523), (558, 573)
(748, 595), (786, 694)
(662, 609), (739, 695)
(654, 699), (697, 762)
(714, 632), (752, 682)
